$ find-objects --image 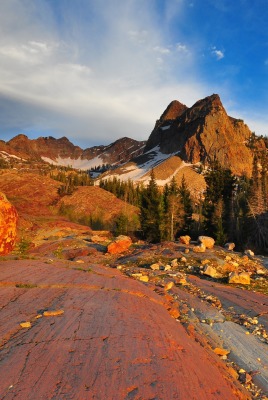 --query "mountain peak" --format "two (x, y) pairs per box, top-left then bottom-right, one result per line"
(144, 93), (253, 176)
(160, 100), (188, 122)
